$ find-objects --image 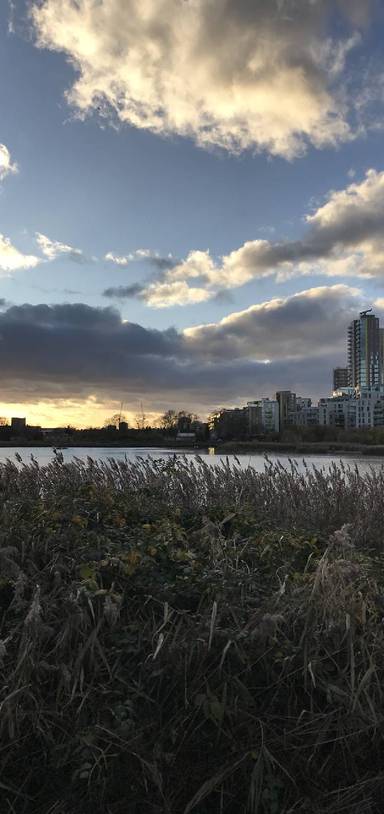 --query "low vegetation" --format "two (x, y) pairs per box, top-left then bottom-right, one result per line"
(1, 453), (384, 813)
